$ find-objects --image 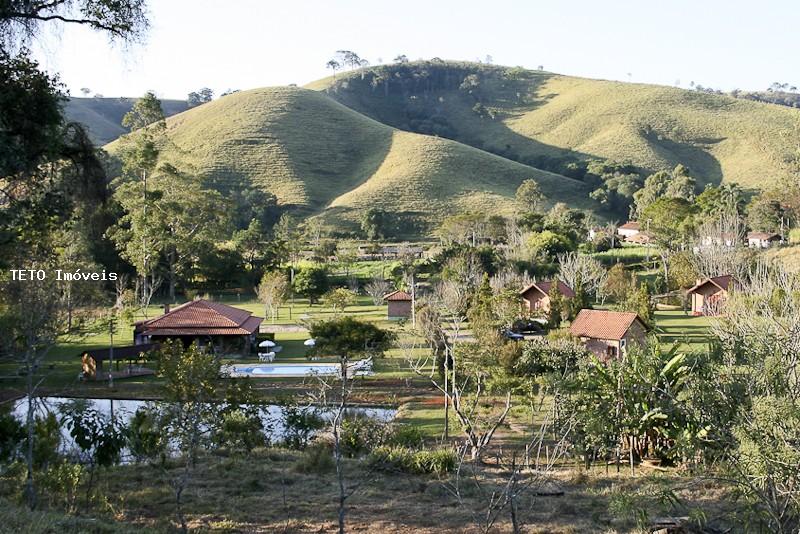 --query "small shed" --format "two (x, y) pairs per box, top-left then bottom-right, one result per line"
(747, 232), (782, 248)
(520, 280), (574, 314)
(686, 275), (737, 316)
(80, 343), (159, 381)
(569, 309), (649, 360)
(384, 290), (412, 319)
